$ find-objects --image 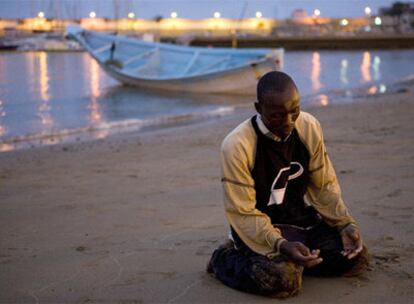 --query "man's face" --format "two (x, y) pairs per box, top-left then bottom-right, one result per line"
(255, 87), (301, 139)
